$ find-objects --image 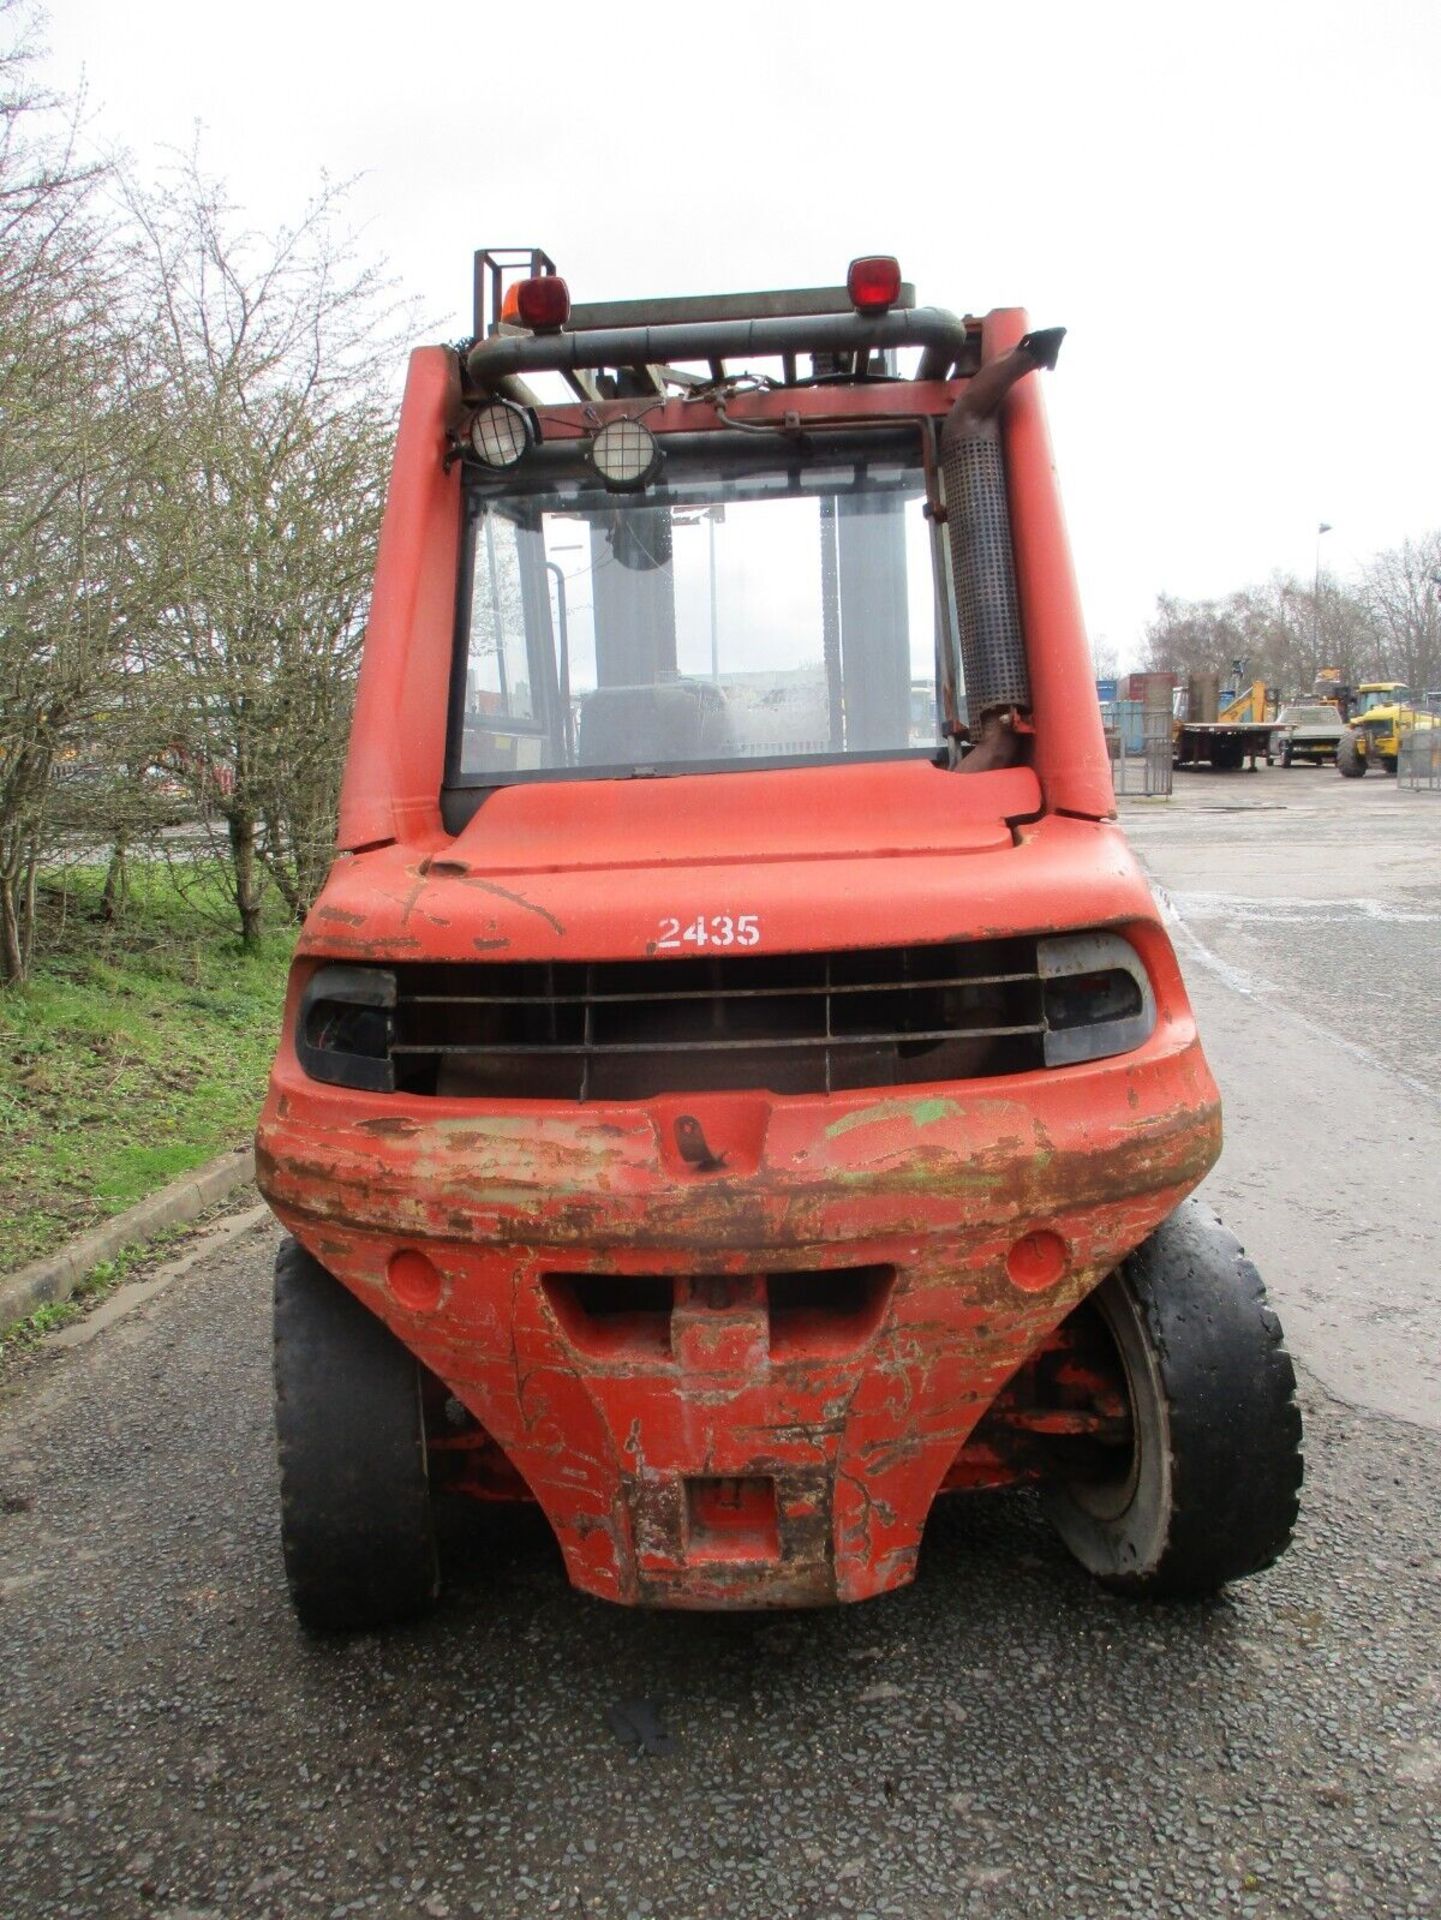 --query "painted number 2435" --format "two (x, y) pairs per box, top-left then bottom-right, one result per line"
(656, 914), (760, 950)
